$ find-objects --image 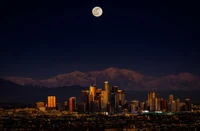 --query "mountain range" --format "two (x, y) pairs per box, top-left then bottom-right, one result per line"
(1, 67), (200, 91)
